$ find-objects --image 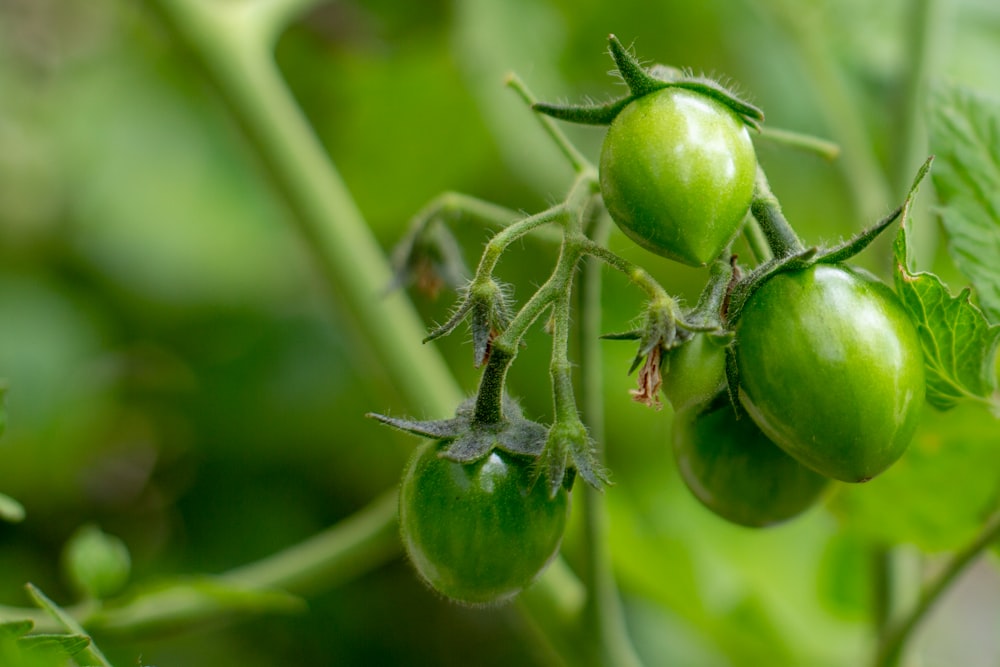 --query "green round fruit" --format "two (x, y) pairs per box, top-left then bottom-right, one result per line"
(399, 442), (569, 606)
(673, 400), (829, 527)
(662, 333), (729, 414)
(735, 264), (925, 482)
(600, 87), (757, 266)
